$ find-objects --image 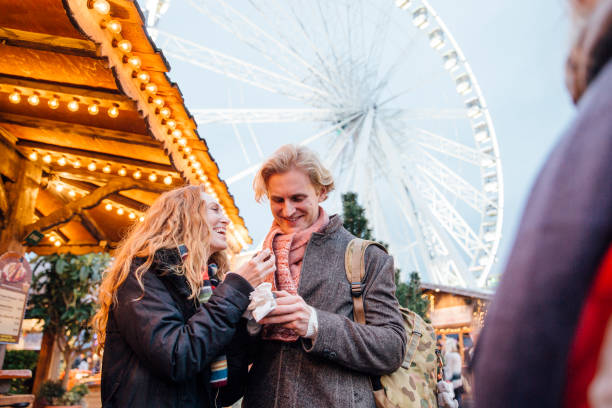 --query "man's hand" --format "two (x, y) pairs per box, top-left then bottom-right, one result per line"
(258, 290), (312, 337)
